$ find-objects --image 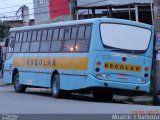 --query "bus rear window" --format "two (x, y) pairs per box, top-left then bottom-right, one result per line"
(100, 23), (151, 51)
